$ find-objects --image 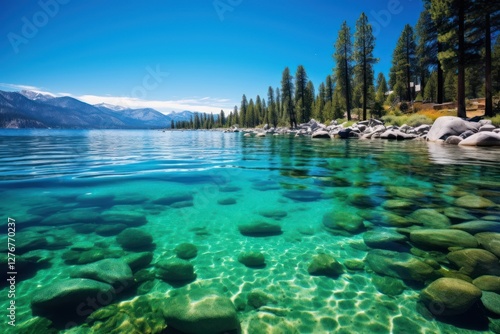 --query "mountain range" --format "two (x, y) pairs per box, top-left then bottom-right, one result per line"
(0, 90), (203, 129)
